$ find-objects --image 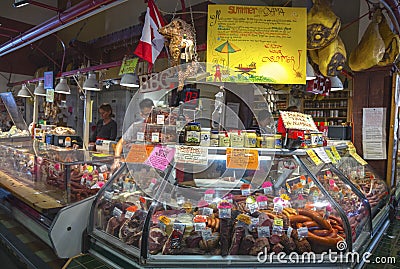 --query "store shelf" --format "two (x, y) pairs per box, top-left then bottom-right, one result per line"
(303, 107), (348, 110)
